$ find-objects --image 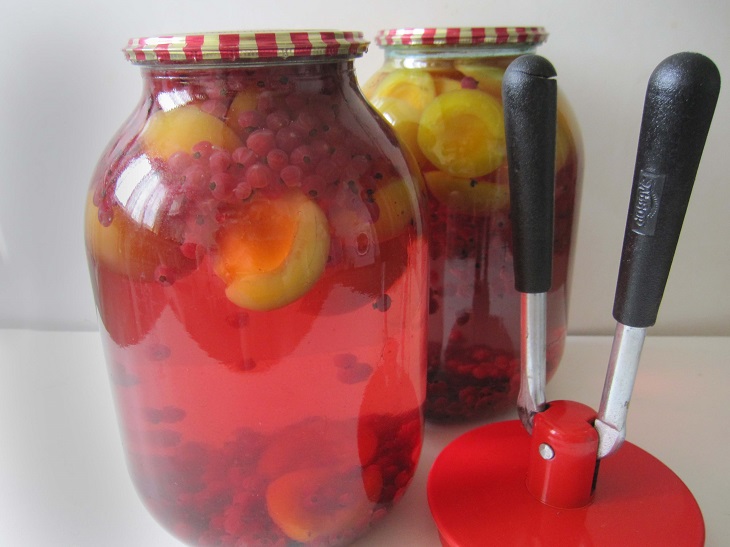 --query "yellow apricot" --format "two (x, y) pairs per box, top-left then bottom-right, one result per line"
(85, 193), (192, 281)
(556, 104), (580, 173)
(266, 467), (370, 543)
(371, 177), (420, 242)
(369, 96), (428, 166)
(226, 89), (259, 133)
(417, 89), (505, 178)
(141, 105), (242, 160)
(424, 170), (509, 215)
(213, 189), (330, 311)
(454, 63), (504, 98)
(433, 75), (462, 96)
(370, 69), (436, 113)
